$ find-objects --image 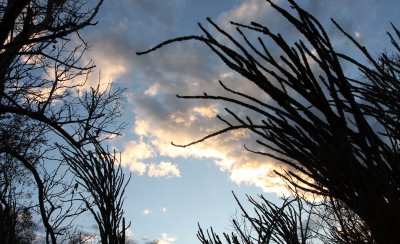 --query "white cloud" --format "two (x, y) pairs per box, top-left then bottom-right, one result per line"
(148, 161), (181, 178)
(161, 207), (168, 213)
(130, 113), (290, 194)
(167, 105), (218, 127)
(138, 232), (177, 244)
(145, 83), (160, 96)
(122, 140), (155, 161)
(120, 140), (181, 178)
(193, 105), (219, 118)
(156, 233), (177, 244)
(229, 163), (288, 195)
(125, 228), (134, 242)
(143, 209), (150, 216)
(218, 0), (274, 24)
(76, 36), (132, 92)
(129, 161), (148, 176)
(169, 111), (197, 126)
(121, 140), (155, 175)
(123, 57), (290, 190)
